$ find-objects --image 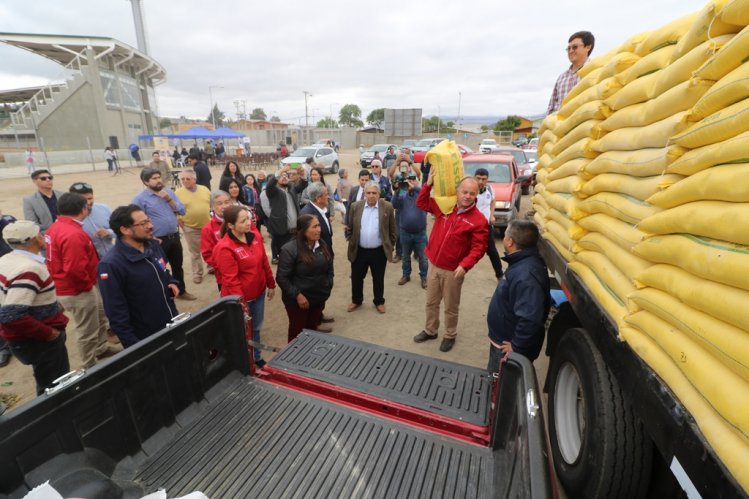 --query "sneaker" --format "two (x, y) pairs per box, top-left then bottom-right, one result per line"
(440, 338), (455, 352)
(320, 314), (335, 323)
(421, 279), (428, 290)
(413, 330), (437, 343)
(398, 276), (410, 285)
(392, 255), (402, 263)
(271, 257), (279, 265)
(177, 292), (197, 301)
(316, 323), (333, 333)
(255, 359), (266, 369)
